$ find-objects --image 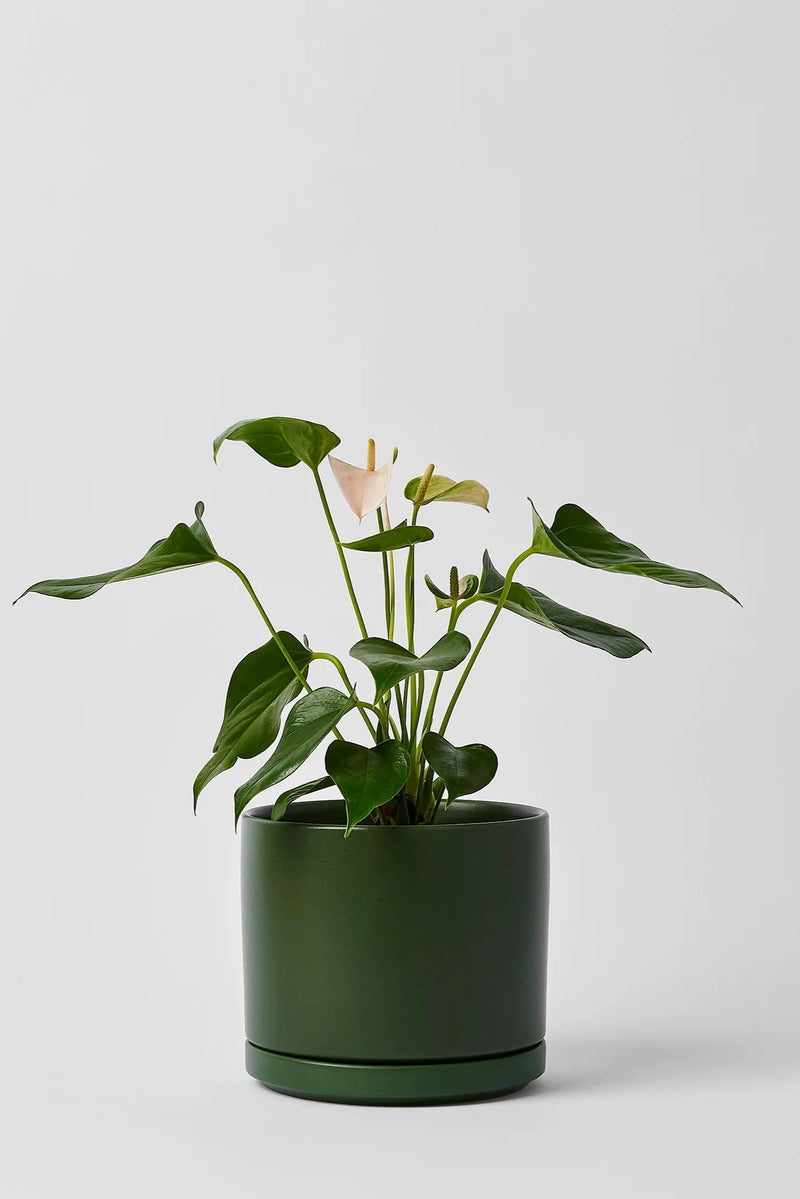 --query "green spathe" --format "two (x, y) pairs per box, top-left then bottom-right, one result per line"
(325, 740), (412, 835)
(425, 572), (479, 610)
(404, 474), (489, 511)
